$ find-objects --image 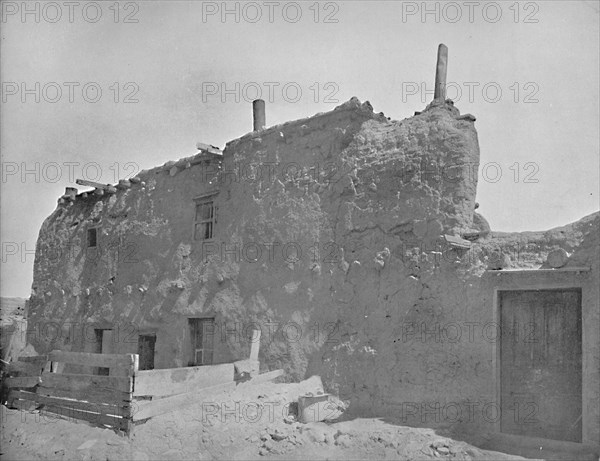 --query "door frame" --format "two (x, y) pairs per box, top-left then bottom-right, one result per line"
(497, 287), (582, 441)
(486, 268), (594, 443)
